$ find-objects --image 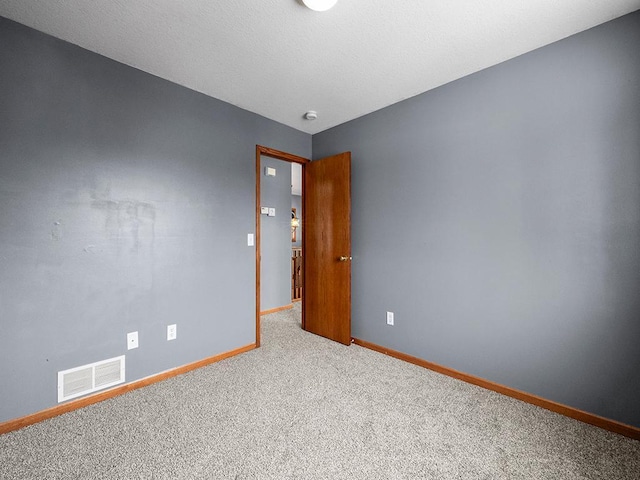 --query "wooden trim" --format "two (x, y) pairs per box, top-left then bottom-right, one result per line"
(257, 146), (309, 165)
(255, 146), (309, 348)
(260, 304), (293, 315)
(352, 338), (640, 441)
(0, 343), (256, 435)
(255, 146), (262, 348)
